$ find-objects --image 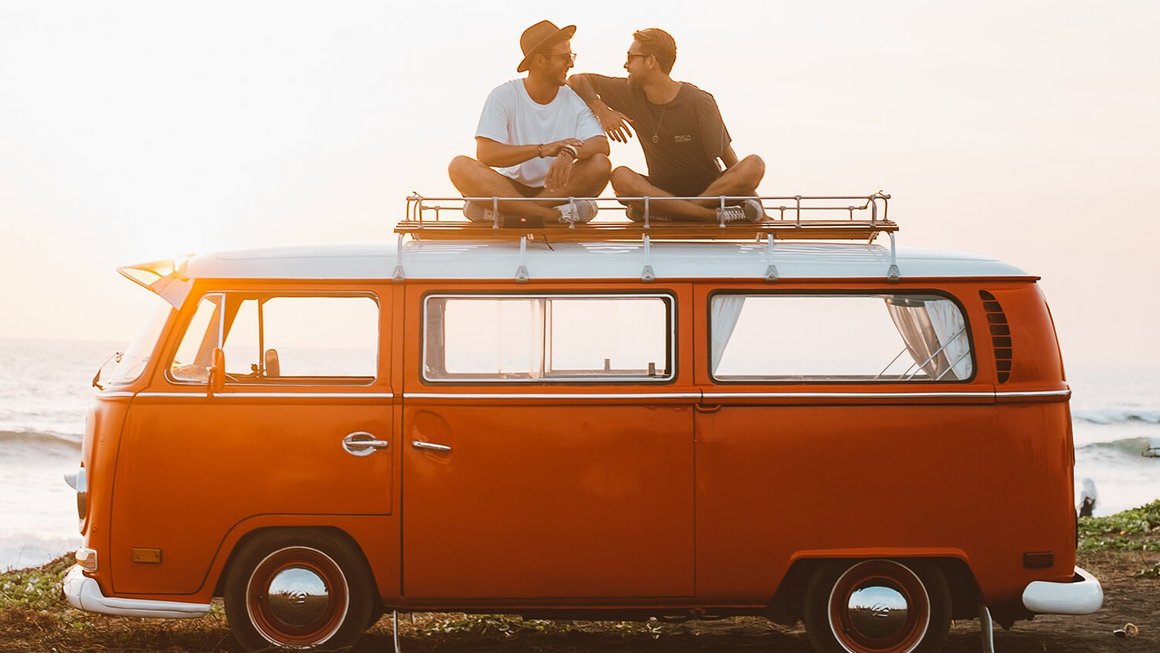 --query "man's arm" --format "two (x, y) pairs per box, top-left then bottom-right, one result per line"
(568, 74), (634, 143)
(719, 144), (740, 169)
(476, 137), (584, 168)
